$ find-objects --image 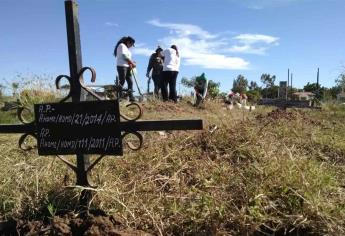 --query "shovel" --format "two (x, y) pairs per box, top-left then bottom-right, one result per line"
(131, 69), (144, 102)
